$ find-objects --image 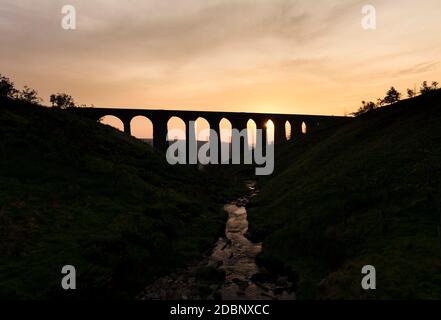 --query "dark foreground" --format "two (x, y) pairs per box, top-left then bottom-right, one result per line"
(2, 91), (441, 300)
(248, 91), (441, 299)
(0, 97), (242, 299)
